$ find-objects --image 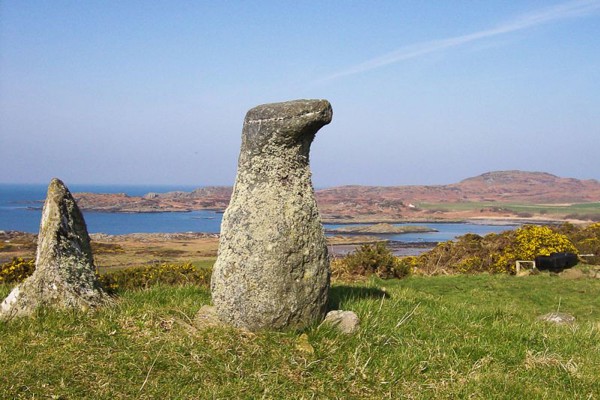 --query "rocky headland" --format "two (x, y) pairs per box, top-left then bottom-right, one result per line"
(74, 186), (231, 213)
(326, 223), (437, 234)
